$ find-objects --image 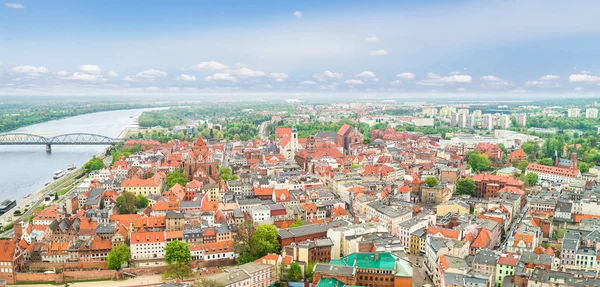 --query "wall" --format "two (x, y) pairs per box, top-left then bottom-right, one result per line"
(27, 261), (107, 271)
(15, 270), (119, 284)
